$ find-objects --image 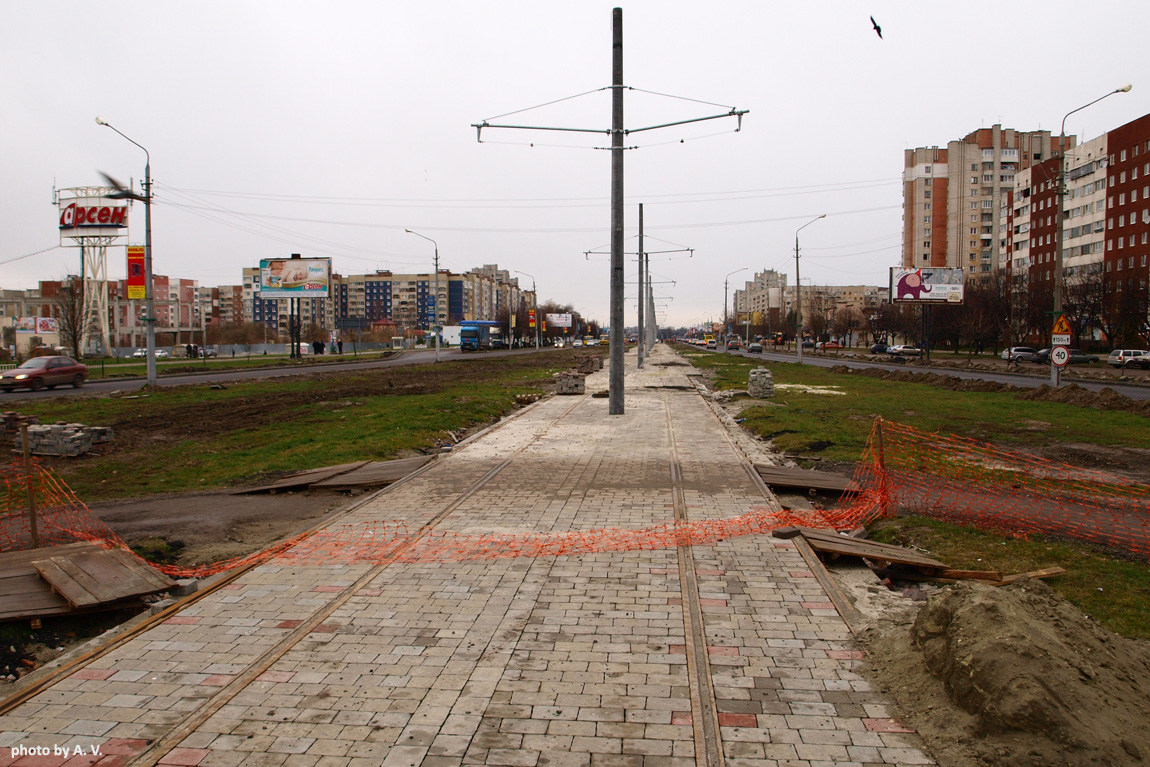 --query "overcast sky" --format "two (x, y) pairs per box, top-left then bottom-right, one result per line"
(3, 1), (1147, 328)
